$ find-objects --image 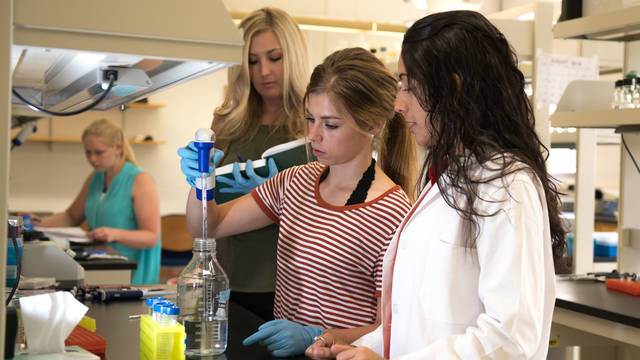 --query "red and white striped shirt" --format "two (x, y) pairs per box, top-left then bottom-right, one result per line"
(251, 162), (412, 329)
